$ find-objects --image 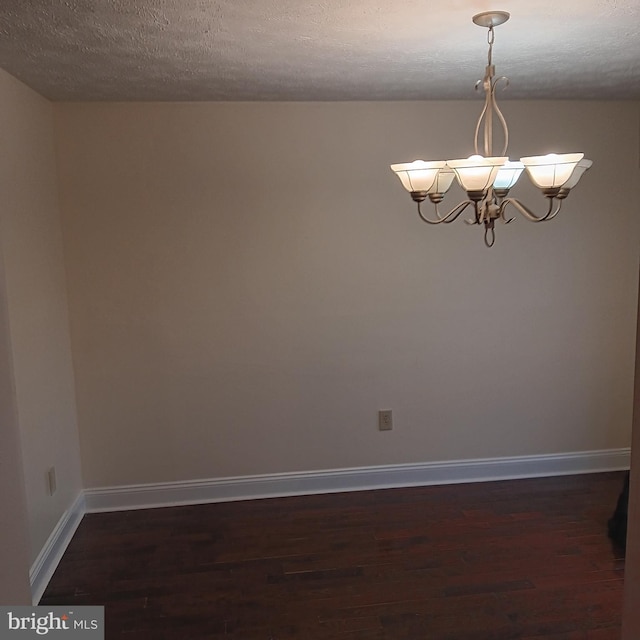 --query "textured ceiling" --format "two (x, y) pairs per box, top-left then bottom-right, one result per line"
(0, 0), (638, 102)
